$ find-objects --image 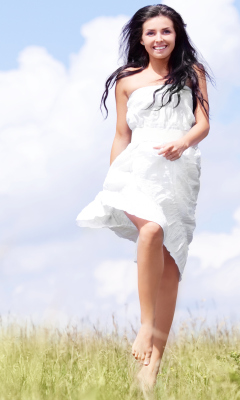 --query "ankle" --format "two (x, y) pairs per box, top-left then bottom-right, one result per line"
(149, 358), (161, 374)
(141, 318), (155, 326)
